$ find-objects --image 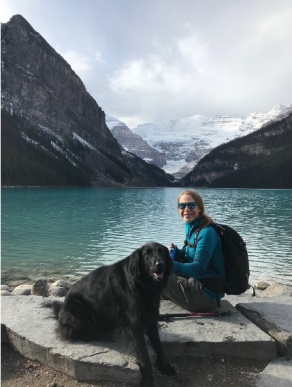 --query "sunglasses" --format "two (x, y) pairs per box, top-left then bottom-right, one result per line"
(177, 202), (197, 210)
